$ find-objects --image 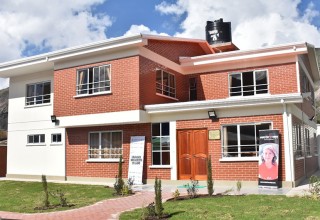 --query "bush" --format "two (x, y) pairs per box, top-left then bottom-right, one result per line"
(186, 178), (199, 199)
(154, 177), (164, 217)
(114, 155), (124, 195)
(309, 175), (320, 199)
(207, 156), (214, 196)
(41, 175), (50, 208)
